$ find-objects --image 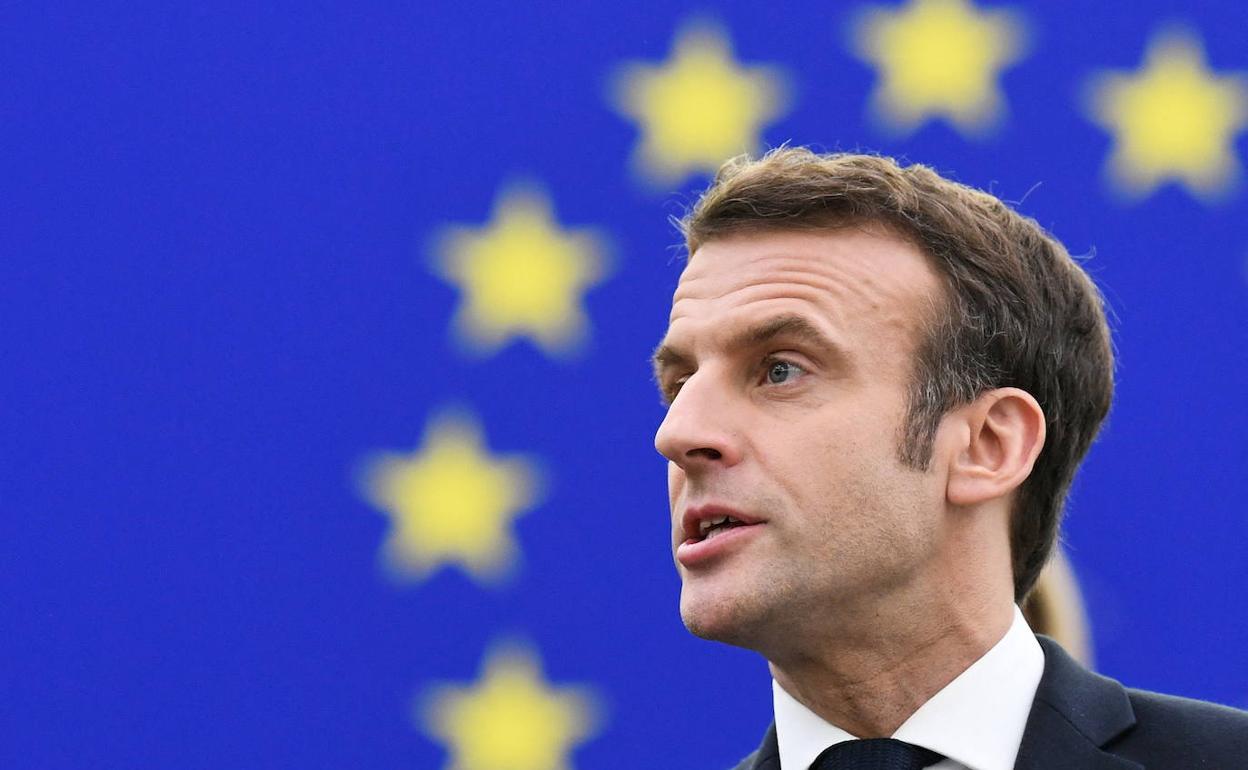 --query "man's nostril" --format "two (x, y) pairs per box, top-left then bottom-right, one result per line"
(689, 447), (722, 461)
